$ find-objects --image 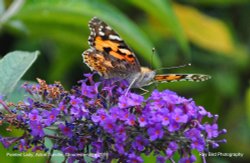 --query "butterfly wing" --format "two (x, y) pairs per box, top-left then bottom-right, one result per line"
(83, 17), (141, 79)
(154, 74), (211, 83)
(84, 49), (137, 79)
